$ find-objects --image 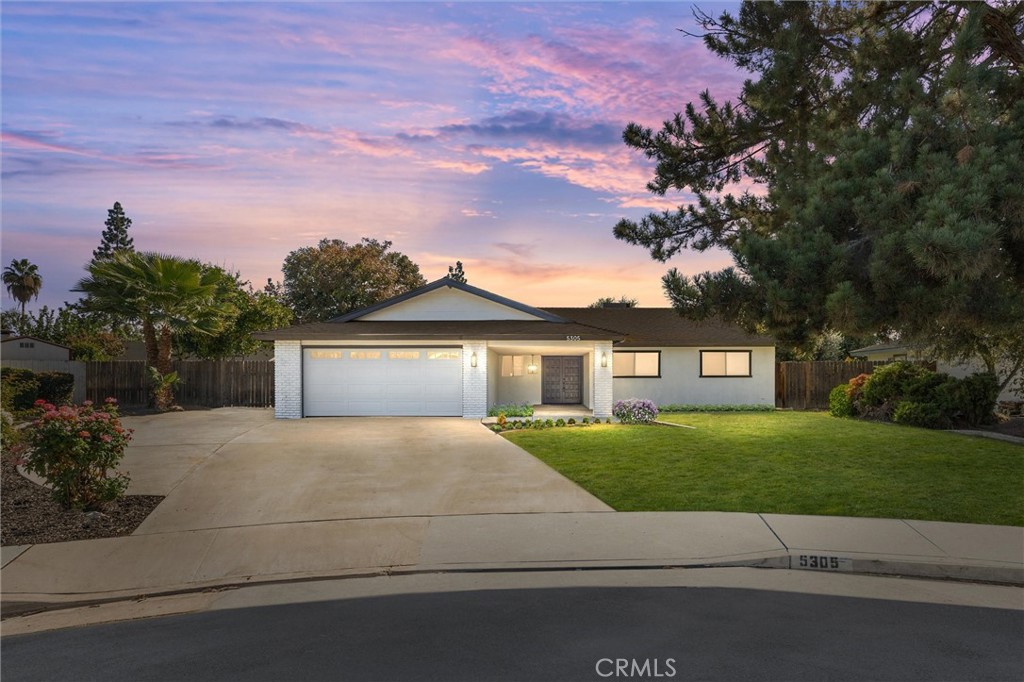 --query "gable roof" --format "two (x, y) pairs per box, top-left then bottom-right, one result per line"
(541, 308), (774, 347)
(254, 319), (624, 342)
(253, 282), (774, 346)
(332, 278), (569, 323)
(0, 335), (71, 350)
